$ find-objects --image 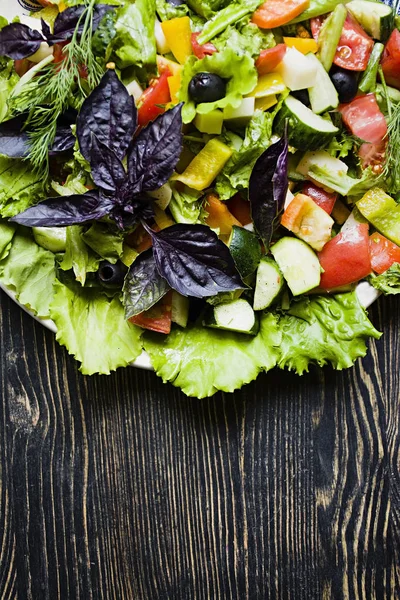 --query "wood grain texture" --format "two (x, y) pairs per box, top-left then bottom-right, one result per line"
(0, 289), (399, 600)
